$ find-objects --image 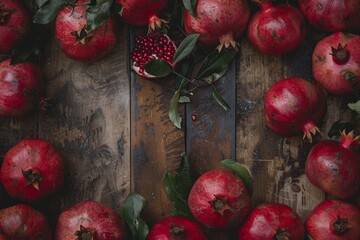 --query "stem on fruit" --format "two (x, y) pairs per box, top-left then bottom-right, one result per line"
(209, 195), (232, 215)
(330, 44), (350, 65)
(74, 225), (96, 240)
(22, 169), (43, 190)
(170, 223), (185, 239)
(274, 228), (290, 240)
(333, 216), (349, 235)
